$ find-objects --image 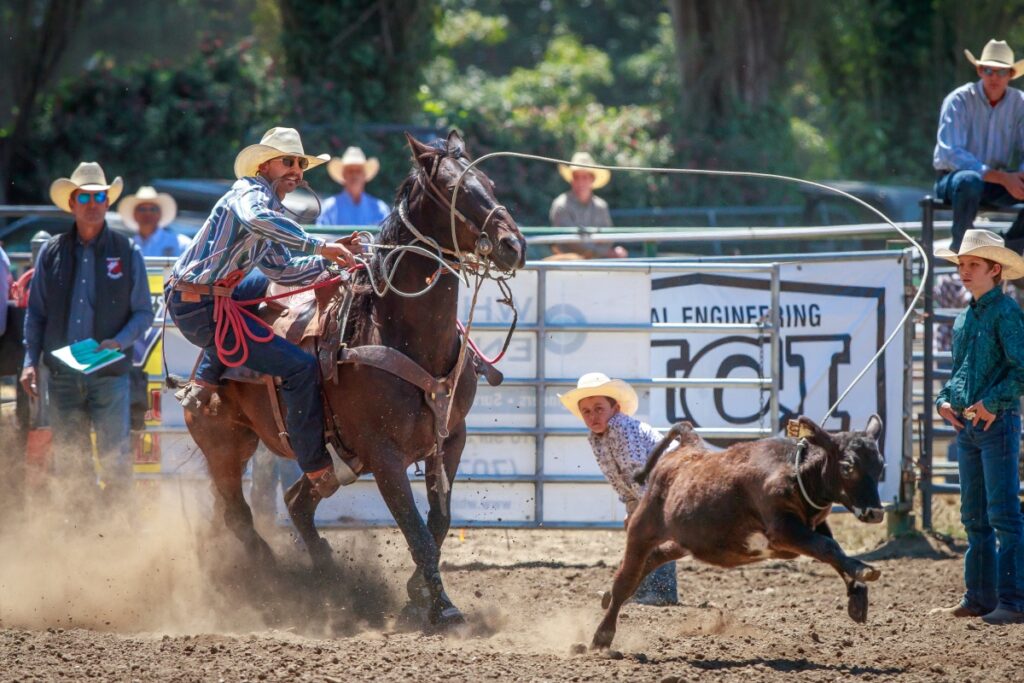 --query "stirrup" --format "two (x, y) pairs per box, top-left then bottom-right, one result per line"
(307, 466), (341, 499)
(174, 381), (220, 416)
